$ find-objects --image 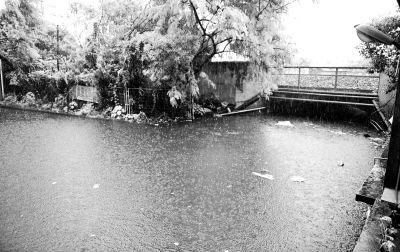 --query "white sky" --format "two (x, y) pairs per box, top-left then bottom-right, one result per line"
(283, 0), (398, 66)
